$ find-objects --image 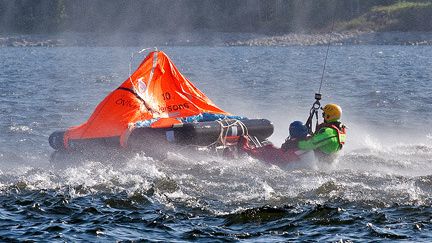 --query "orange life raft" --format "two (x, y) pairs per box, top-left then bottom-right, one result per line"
(49, 51), (273, 152)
